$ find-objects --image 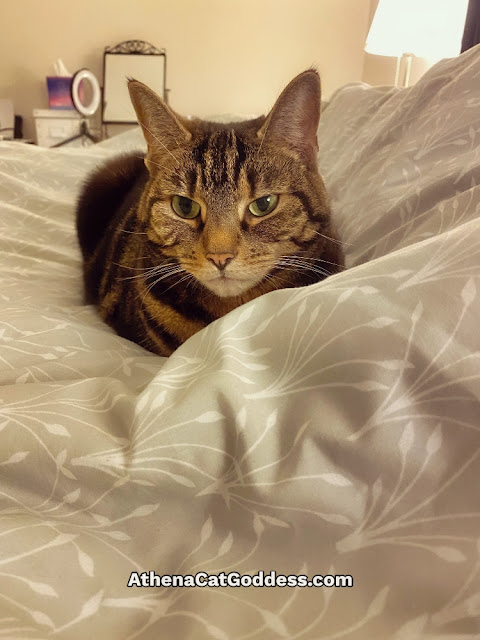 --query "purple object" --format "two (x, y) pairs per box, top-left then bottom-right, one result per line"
(46, 76), (74, 110)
